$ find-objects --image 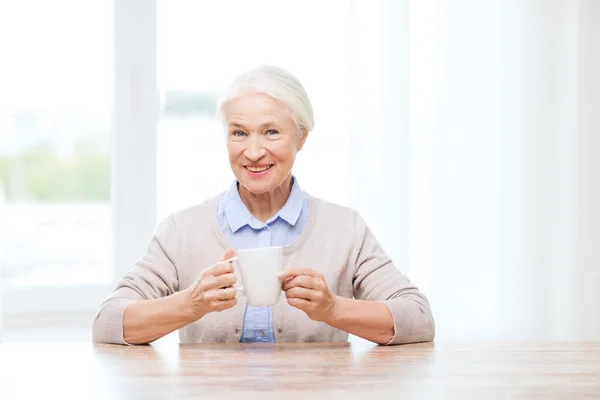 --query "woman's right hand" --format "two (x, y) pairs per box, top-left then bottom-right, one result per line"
(183, 248), (238, 319)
